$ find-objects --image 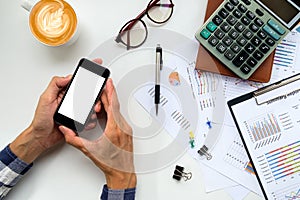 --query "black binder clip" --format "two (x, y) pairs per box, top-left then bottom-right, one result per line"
(172, 165), (192, 181)
(198, 145), (212, 160)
